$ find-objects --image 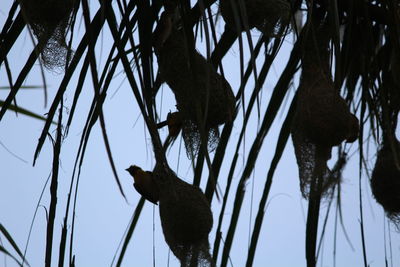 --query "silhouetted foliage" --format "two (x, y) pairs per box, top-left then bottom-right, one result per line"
(0, 0), (399, 266)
